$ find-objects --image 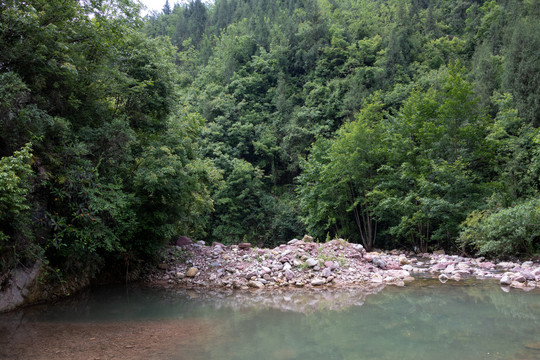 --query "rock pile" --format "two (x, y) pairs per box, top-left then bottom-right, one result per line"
(148, 236), (540, 291)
